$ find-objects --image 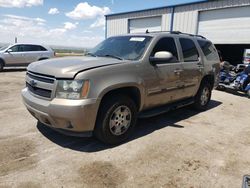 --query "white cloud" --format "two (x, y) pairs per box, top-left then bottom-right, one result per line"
(0, 14), (102, 47)
(64, 22), (78, 30)
(0, 0), (43, 8)
(83, 30), (91, 33)
(48, 8), (59, 15)
(66, 2), (110, 20)
(2, 14), (46, 26)
(90, 17), (105, 28)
